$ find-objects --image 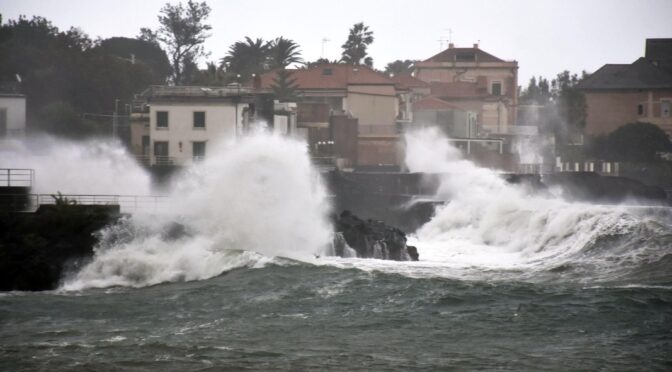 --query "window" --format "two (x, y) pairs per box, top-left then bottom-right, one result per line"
(193, 141), (206, 161)
(662, 100), (671, 118)
(193, 111), (205, 128)
(322, 68), (332, 76)
(637, 104), (644, 116)
(153, 141), (170, 165)
(491, 82), (502, 96)
(156, 111), (168, 128)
